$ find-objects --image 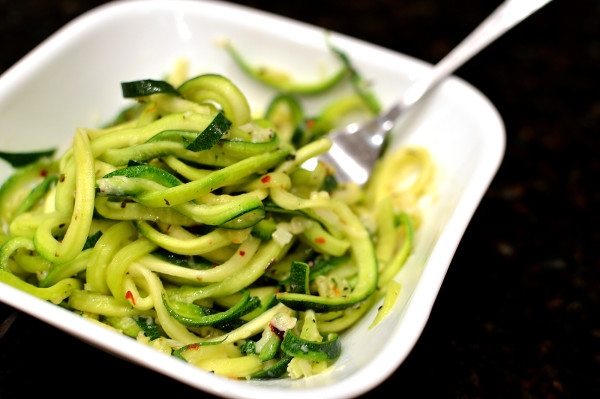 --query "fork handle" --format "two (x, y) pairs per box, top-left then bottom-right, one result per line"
(398, 0), (553, 110)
